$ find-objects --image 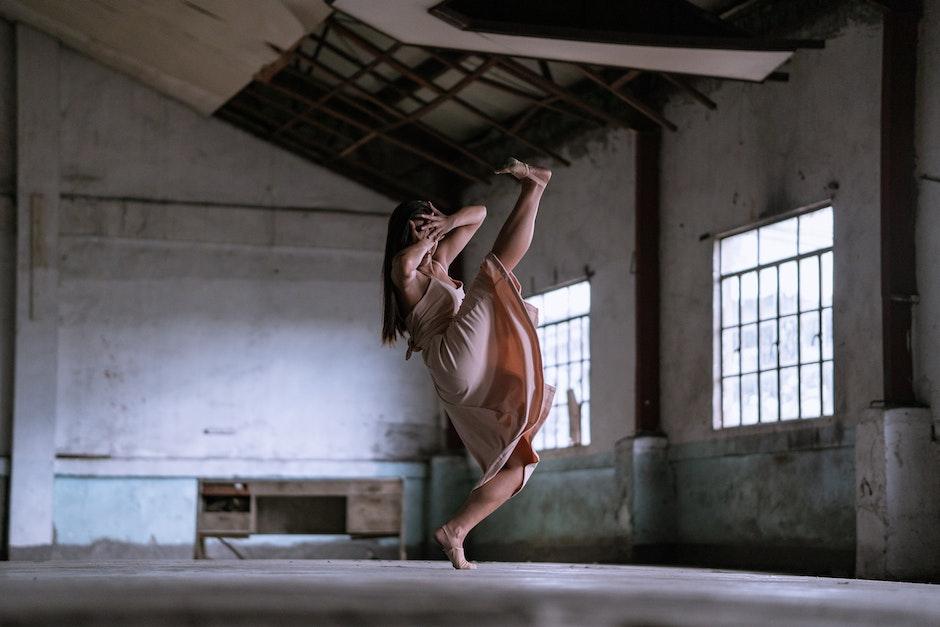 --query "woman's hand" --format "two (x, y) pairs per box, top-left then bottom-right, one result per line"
(416, 204), (453, 242)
